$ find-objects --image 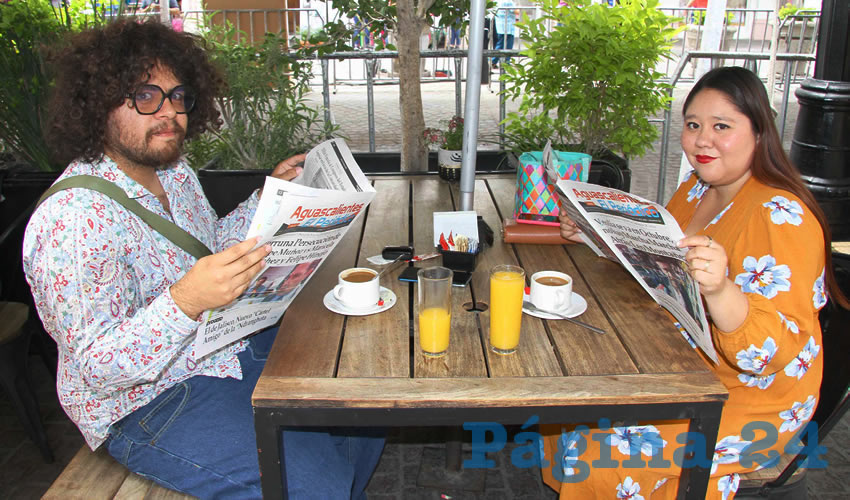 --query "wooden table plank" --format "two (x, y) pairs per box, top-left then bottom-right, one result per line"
(516, 244), (639, 376)
(411, 177), (487, 377)
(253, 374), (728, 408)
(471, 179), (563, 377)
(337, 179), (411, 377)
(569, 246), (709, 373)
